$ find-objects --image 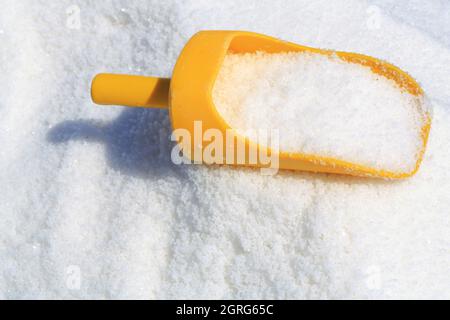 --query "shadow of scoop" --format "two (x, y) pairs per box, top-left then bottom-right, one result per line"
(47, 108), (184, 179)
